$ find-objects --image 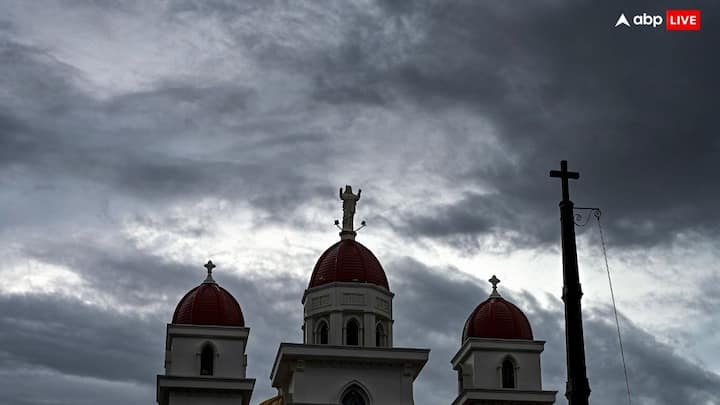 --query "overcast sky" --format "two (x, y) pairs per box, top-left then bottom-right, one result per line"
(1, 1), (719, 404)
